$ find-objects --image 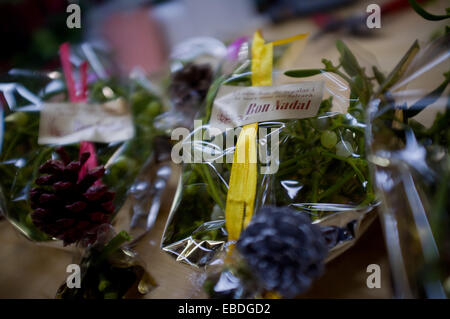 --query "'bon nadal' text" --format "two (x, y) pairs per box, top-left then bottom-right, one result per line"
(209, 81), (324, 131)
(245, 99), (312, 115)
